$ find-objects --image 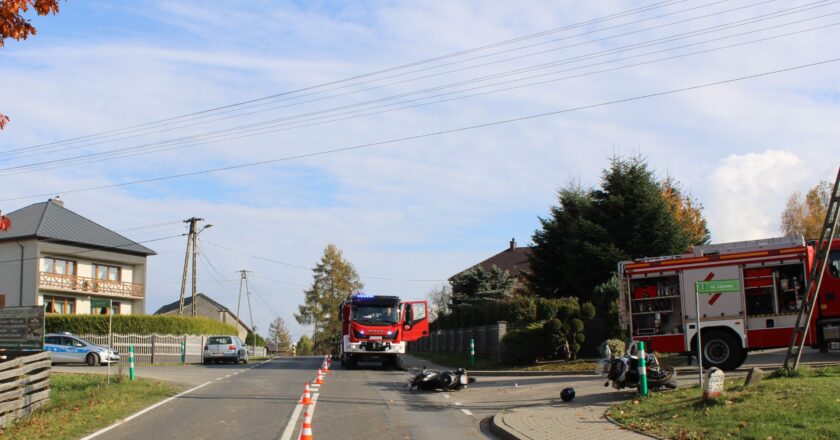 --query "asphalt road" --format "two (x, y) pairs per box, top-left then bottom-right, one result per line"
(76, 356), (490, 440)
